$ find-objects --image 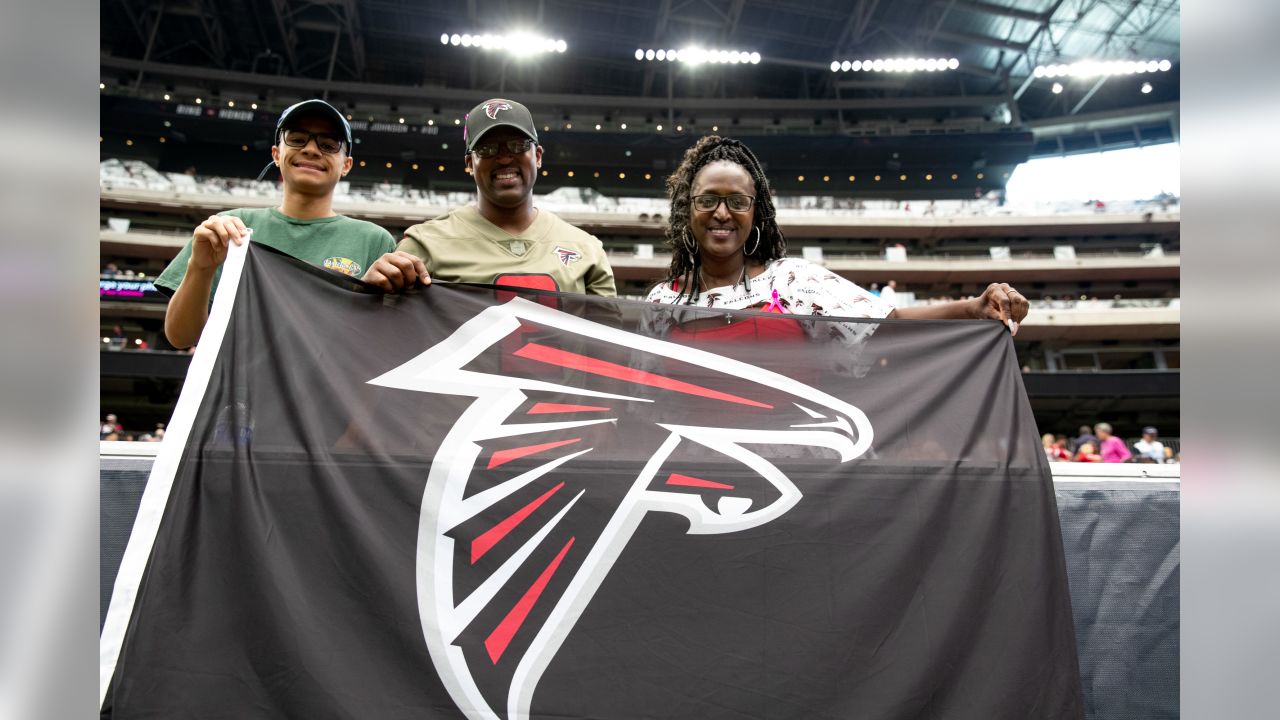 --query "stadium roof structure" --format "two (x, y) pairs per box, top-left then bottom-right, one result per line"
(100, 0), (1179, 196)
